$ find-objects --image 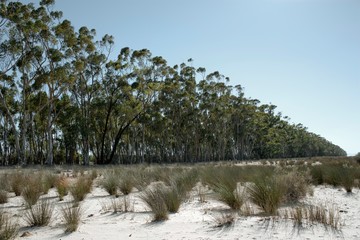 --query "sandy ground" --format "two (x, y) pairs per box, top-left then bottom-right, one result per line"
(2, 179), (360, 240)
